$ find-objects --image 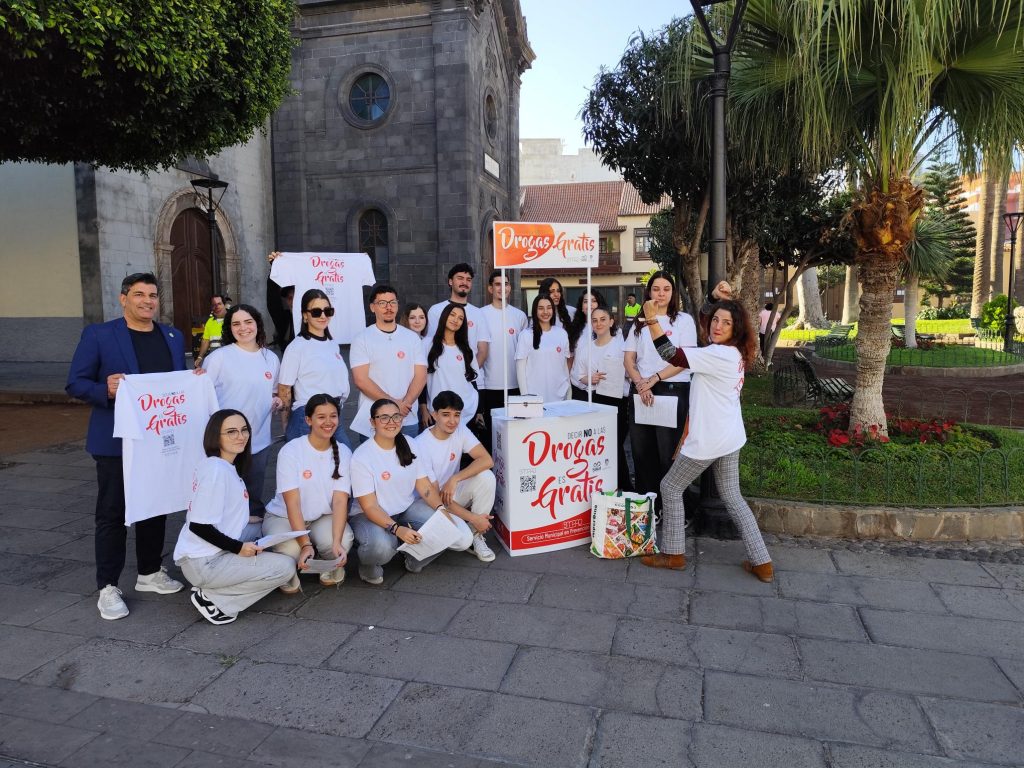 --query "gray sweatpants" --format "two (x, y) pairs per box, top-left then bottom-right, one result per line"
(659, 449), (770, 566)
(178, 550), (295, 616)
